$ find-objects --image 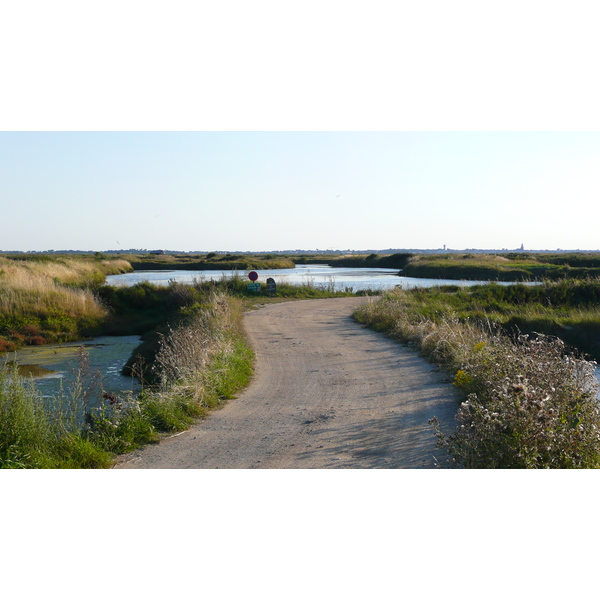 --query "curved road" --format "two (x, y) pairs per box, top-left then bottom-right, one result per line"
(116, 297), (458, 469)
